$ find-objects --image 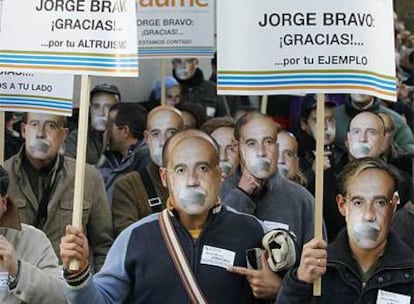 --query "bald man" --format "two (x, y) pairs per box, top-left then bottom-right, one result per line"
(111, 106), (184, 236)
(61, 130), (270, 303)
